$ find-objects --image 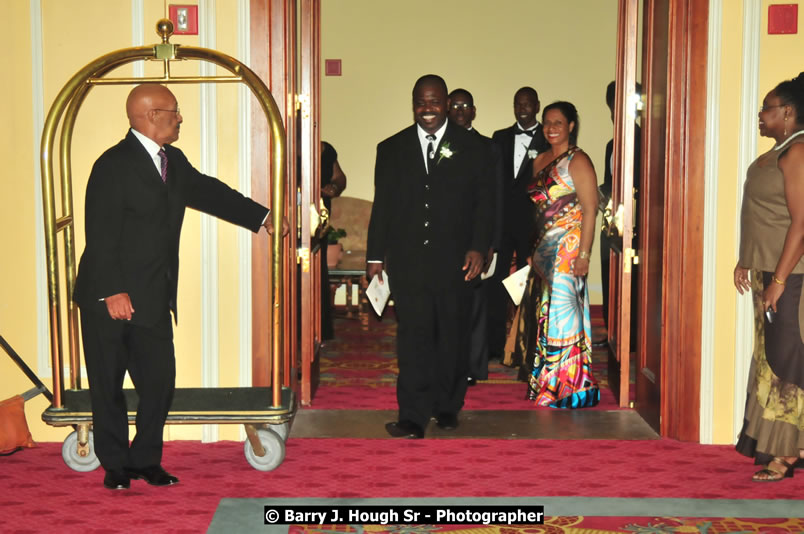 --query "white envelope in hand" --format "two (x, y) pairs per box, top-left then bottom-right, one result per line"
(366, 270), (391, 316)
(480, 252), (498, 281)
(502, 264), (531, 306)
